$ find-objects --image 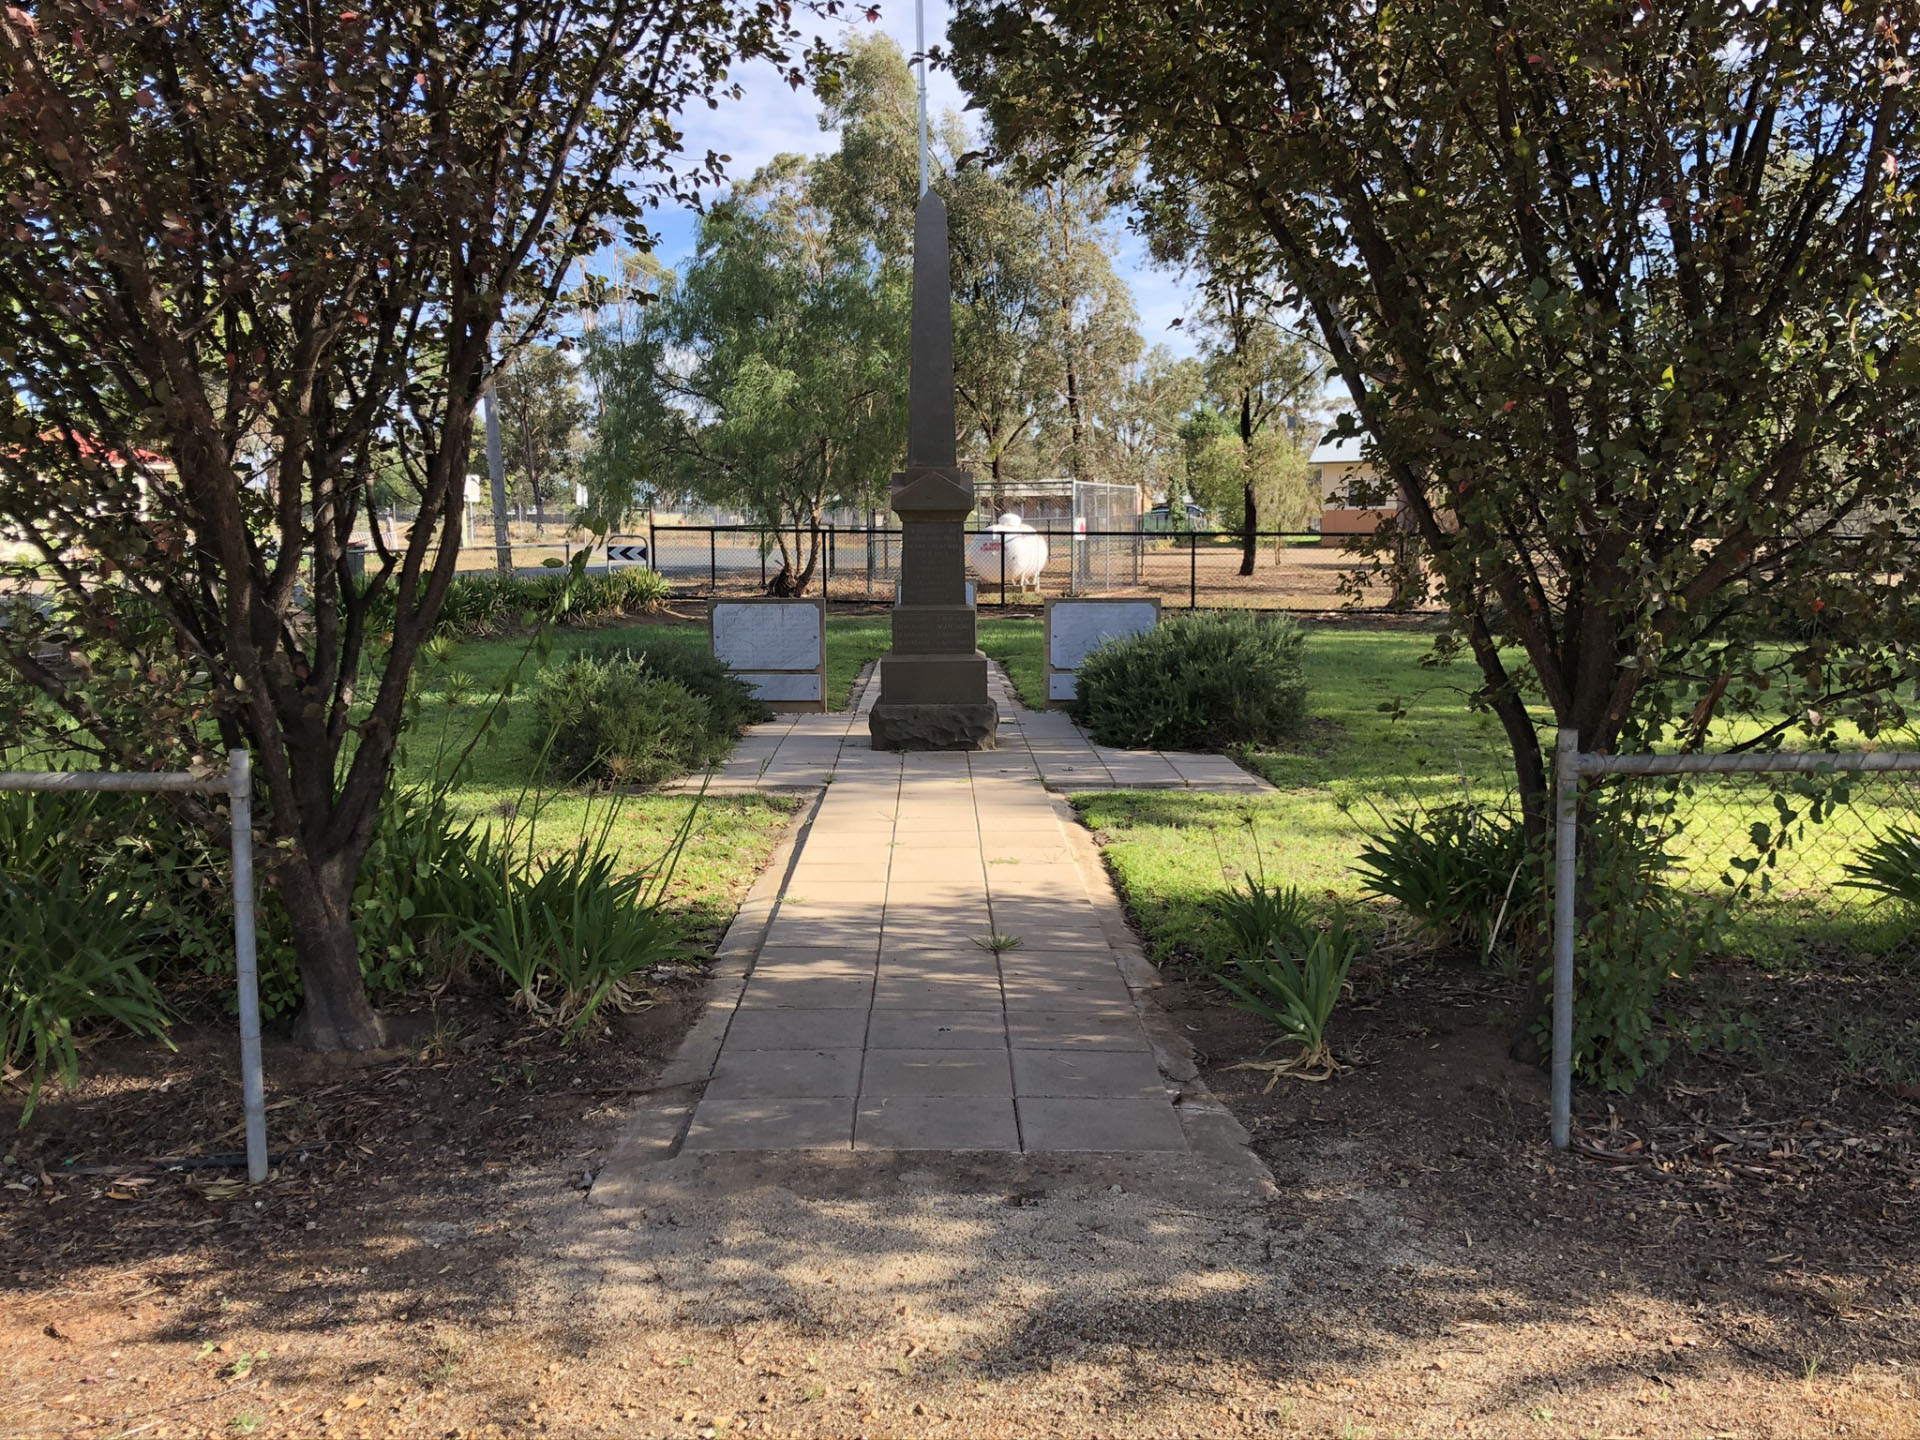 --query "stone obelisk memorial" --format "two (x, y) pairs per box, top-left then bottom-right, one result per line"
(868, 191), (999, 751)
